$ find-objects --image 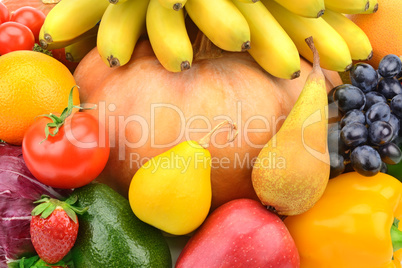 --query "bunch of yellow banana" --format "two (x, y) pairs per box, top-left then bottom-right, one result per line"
(38, 0), (376, 78)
